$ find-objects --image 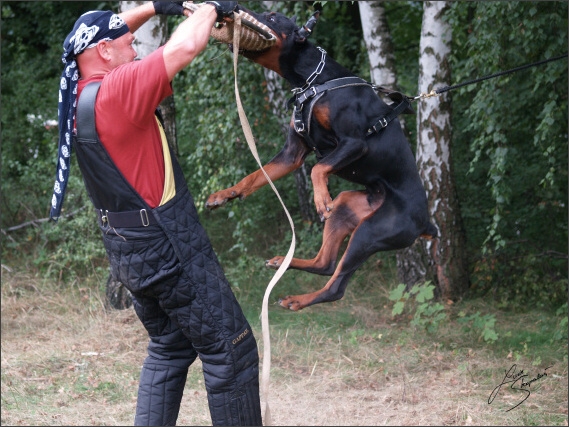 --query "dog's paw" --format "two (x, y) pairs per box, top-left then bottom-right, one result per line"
(205, 190), (239, 210)
(205, 199), (225, 210)
(278, 296), (303, 311)
(265, 256), (284, 269)
(316, 202), (334, 222)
